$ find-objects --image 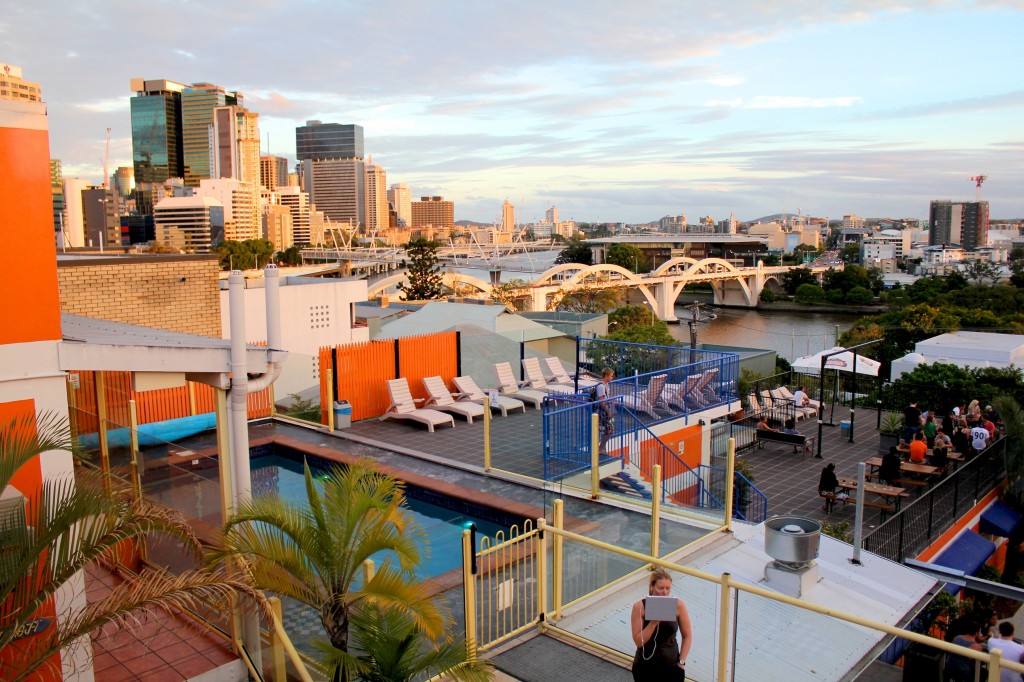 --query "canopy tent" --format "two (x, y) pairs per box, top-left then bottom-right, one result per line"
(793, 347), (881, 377)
